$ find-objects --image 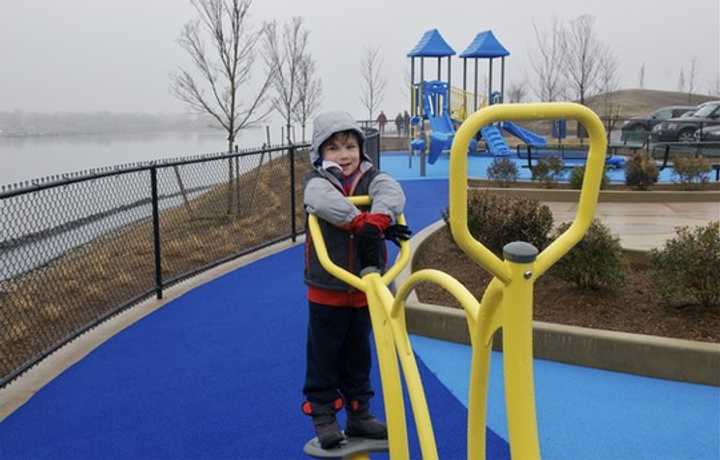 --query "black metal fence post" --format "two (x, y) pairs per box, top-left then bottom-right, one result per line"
(289, 145), (297, 242)
(150, 167), (163, 299)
